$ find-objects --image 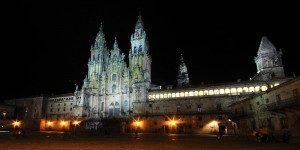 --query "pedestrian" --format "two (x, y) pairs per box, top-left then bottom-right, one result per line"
(135, 130), (138, 138)
(22, 130), (26, 137)
(218, 131), (223, 140)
